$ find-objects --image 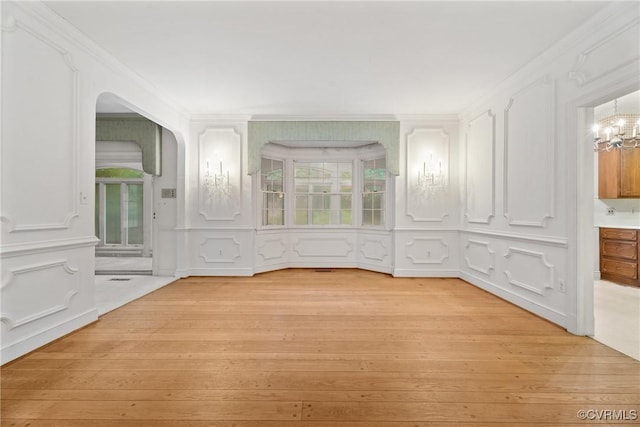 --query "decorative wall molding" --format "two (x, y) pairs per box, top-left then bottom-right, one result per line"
(198, 127), (242, 221)
(405, 237), (449, 264)
(503, 75), (555, 228)
(465, 110), (496, 224)
(360, 238), (388, 262)
(198, 237), (241, 263)
(1, 15), (79, 233)
(460, 228), (568, 247)
(503, 247), (555, 295)
(568, 17), (640, 86)
(293, 237), (353, 258)
(257, 238), (287, 261)
(0, 236), (99, 258)
(406, 128), (450, 222)
(0, 260), (79, 330)
(463, 239), (495, 275)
